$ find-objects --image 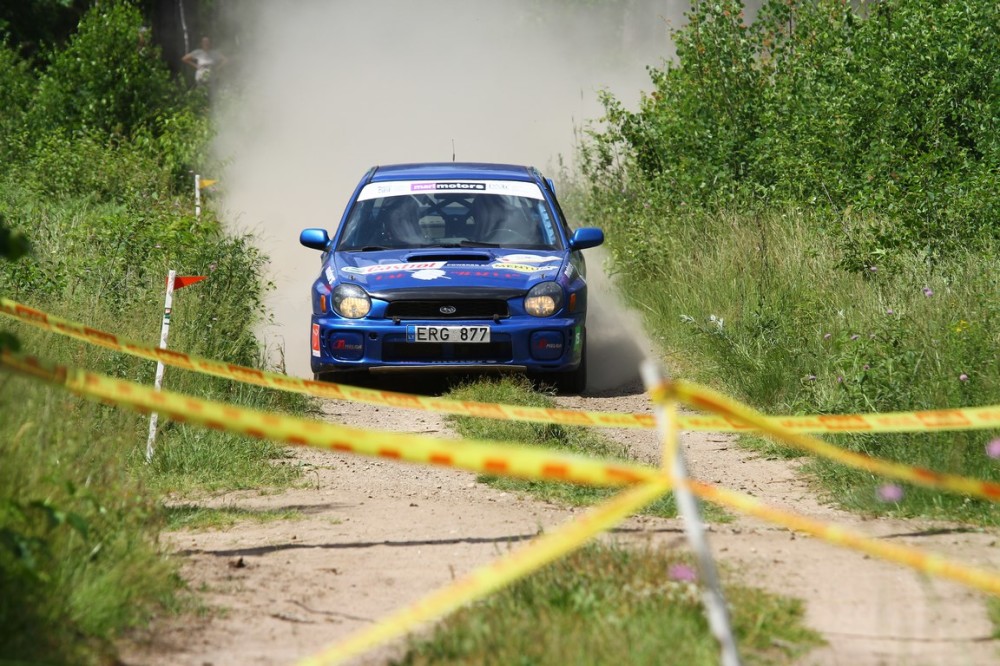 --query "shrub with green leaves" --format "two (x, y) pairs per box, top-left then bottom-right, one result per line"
(27, 1), (179, 139)
(583, 0), (1000, 256)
